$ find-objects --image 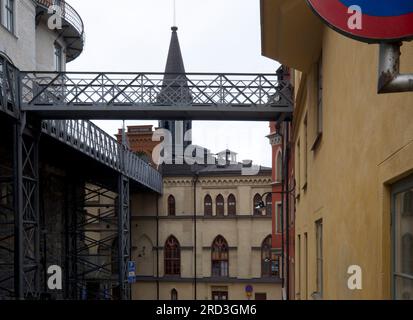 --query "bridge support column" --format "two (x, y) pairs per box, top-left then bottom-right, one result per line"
(118, 175), (130, 300)
(13, 116), (41, 299)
